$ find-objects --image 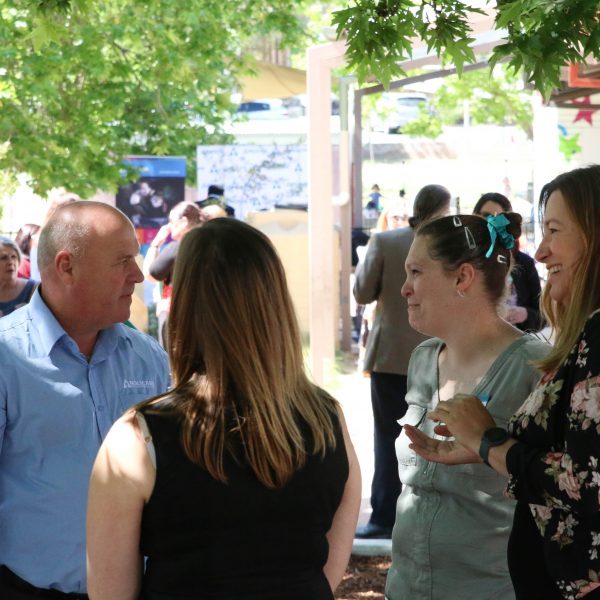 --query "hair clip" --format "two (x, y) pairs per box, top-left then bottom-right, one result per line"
(485, 214), (515, 258)
(464, 226), (476, 250)
(497, 254), (508, 265)
(453, 216), (462, 227)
